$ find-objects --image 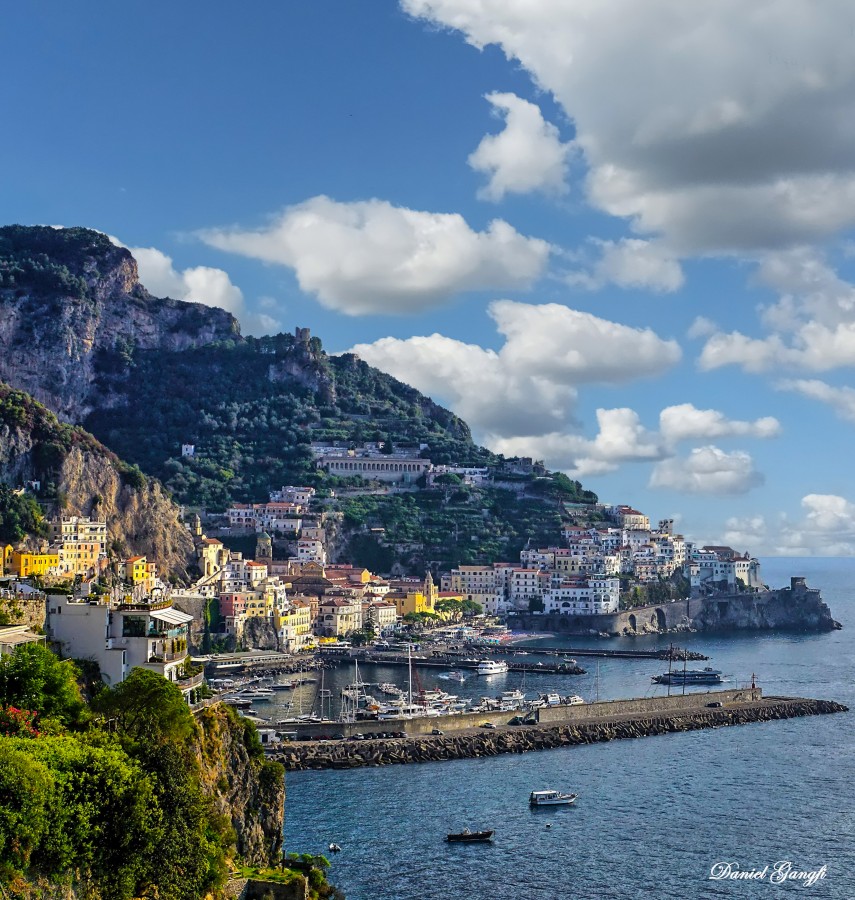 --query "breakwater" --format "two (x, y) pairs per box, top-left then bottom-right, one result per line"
(269, 695), (847, 771)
